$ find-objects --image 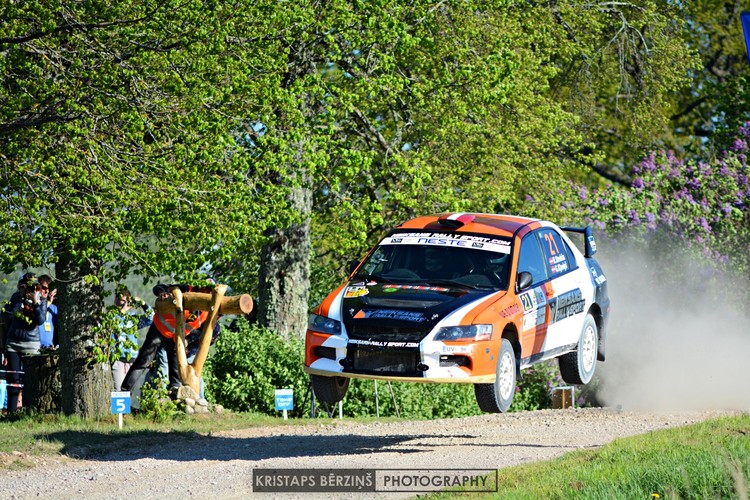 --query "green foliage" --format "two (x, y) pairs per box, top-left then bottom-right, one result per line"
(0, 0), (717, 415)
(665, 1), (750, 157)
(89, 305), (139, 365)
(488, 415), (750, 499)
(510, 361), (561, 412)
(137, 378), (183, 423)
(341, 380), (483, 419)
(204, 322), (310, 417)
